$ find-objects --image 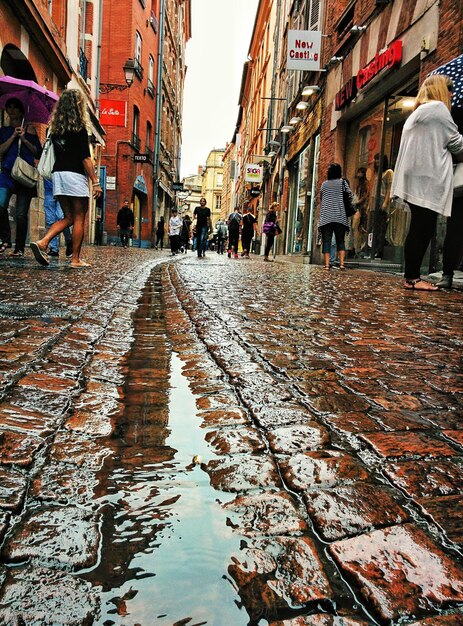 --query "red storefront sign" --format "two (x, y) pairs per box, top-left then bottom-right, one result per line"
(100, 99), (127, 127)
